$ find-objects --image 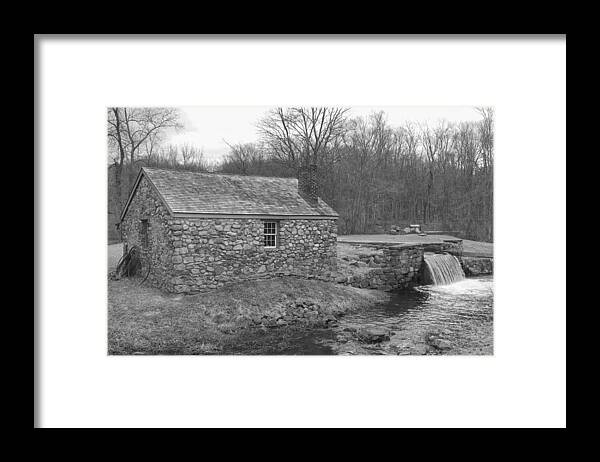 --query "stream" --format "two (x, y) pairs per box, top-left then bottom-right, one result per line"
(226, 275), (493, 355)
(327, 275), (493, 355)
